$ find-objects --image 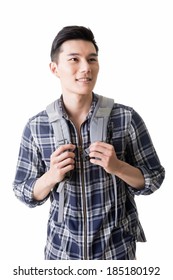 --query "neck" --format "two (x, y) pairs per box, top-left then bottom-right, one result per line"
(62, 92), (93, 135)
(63, 93), (92, 119)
